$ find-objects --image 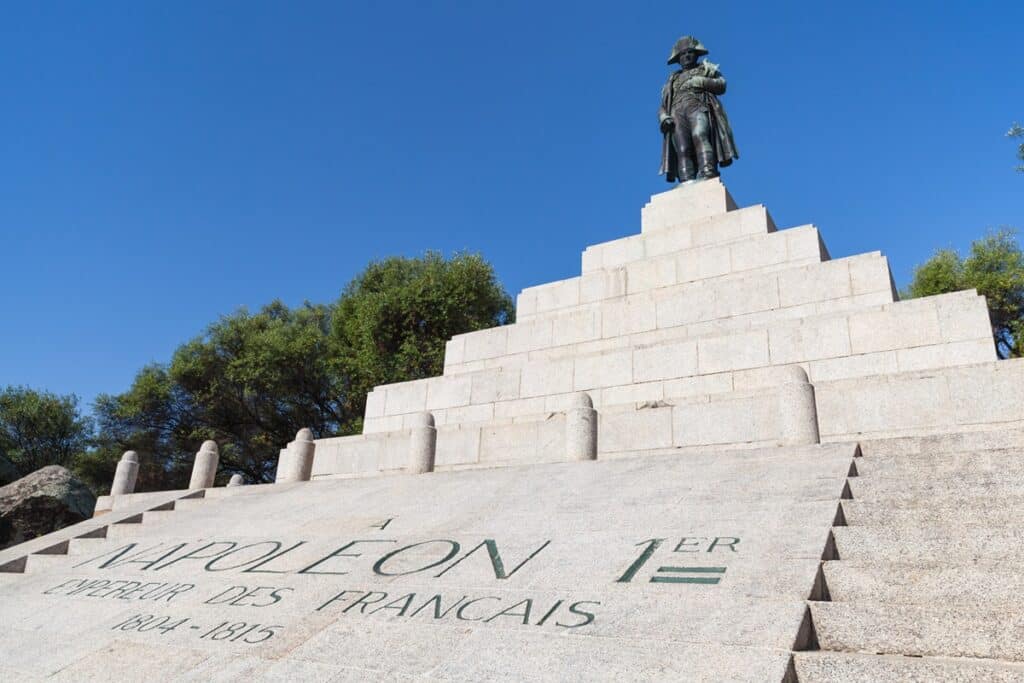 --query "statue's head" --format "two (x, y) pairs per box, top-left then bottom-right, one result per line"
(667, 36), (708, 68)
